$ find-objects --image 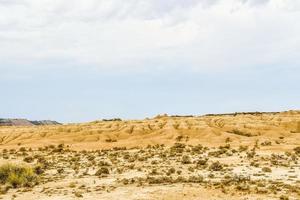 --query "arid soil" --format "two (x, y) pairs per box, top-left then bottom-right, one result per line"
(0, 111), (299, 200)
